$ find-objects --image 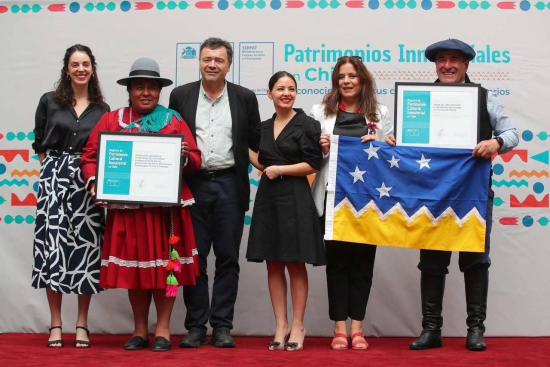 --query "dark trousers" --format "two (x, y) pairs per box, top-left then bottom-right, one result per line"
(418, 191), (494, 275)
(326, 241), (377, 321)
(183, 172), (244, 332)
